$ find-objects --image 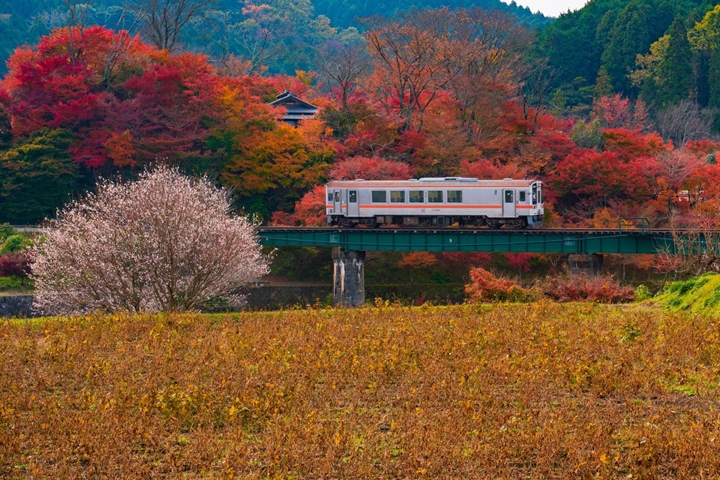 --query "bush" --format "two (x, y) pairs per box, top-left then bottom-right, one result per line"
(542, 274), (635, 303)
(465, 268), (534, 303)
(31, 166), (269, 315)
(635, 284), (653, 302)
(0, 234), (29, 254)
(0, 253), (30, 282)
